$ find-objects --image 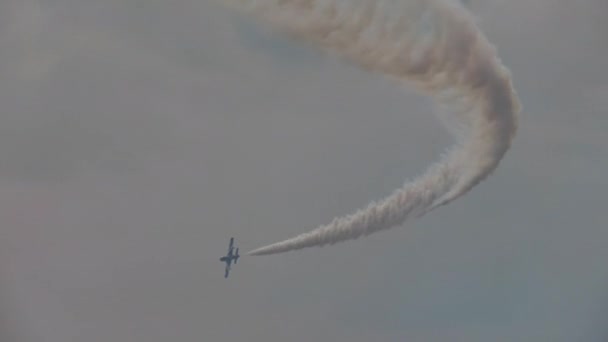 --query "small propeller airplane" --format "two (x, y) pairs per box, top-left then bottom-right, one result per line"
(220, 237), (240, 278)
